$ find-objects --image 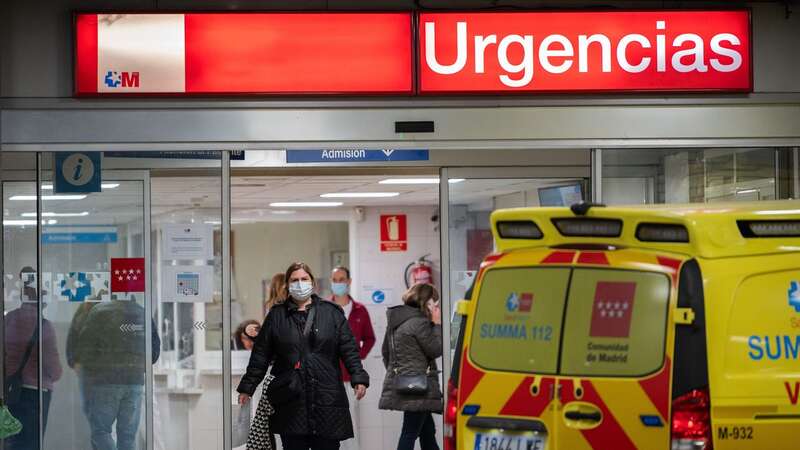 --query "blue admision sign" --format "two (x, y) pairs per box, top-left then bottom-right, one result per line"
(286, 149), (429, 163)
